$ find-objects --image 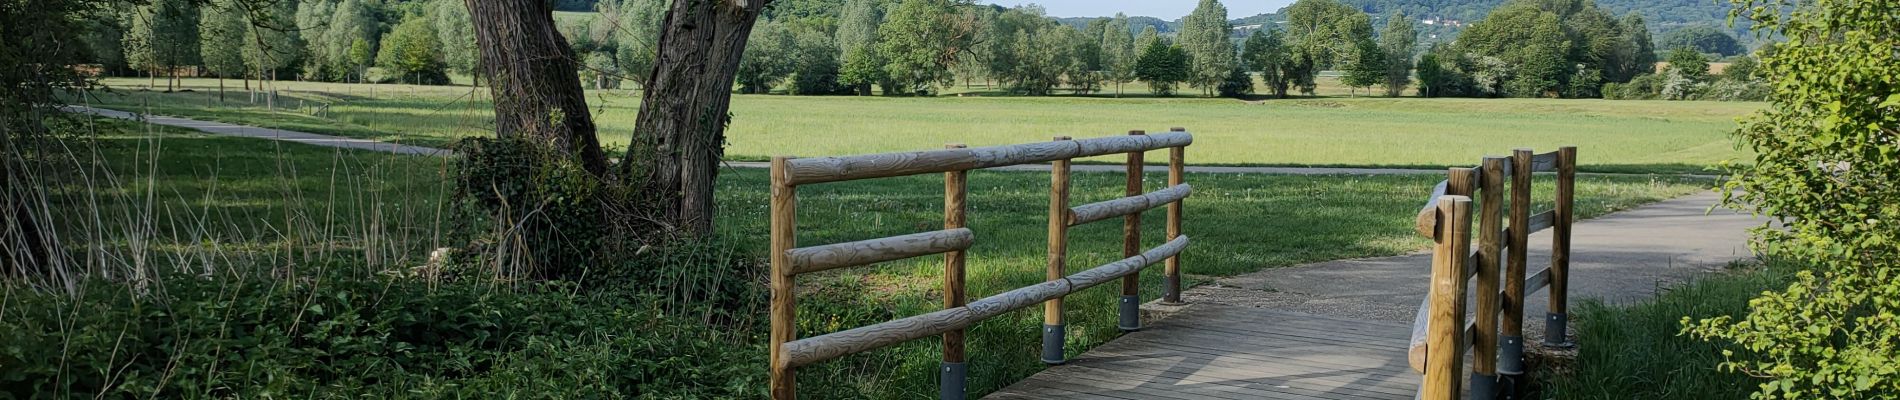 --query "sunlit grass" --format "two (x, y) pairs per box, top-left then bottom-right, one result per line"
(81, 77), (1758, 174)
